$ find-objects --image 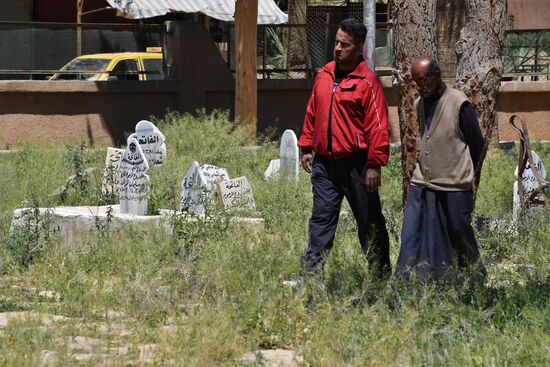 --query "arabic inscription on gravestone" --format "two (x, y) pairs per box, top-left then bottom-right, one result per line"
(219, 176), (256, 211)
(101, 147), (125, 196)
(119, 137), (150, 215)
(128, 120), (166, 167)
